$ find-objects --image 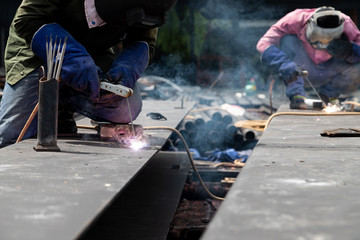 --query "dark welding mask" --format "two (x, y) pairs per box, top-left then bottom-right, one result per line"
(306, 6), (344, 49)
(95, 0), (177, 28)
